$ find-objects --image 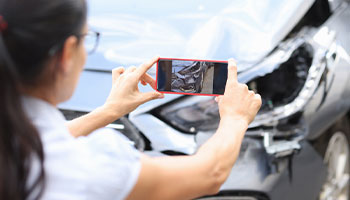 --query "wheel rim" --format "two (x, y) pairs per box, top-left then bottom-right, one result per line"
(320, 131), (350, 200)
